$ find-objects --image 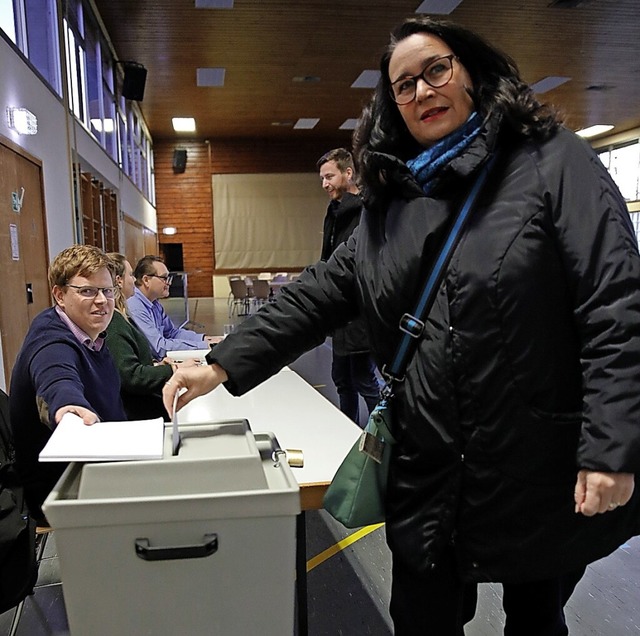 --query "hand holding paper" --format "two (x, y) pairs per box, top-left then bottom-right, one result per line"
(39, 412), (165, 462)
